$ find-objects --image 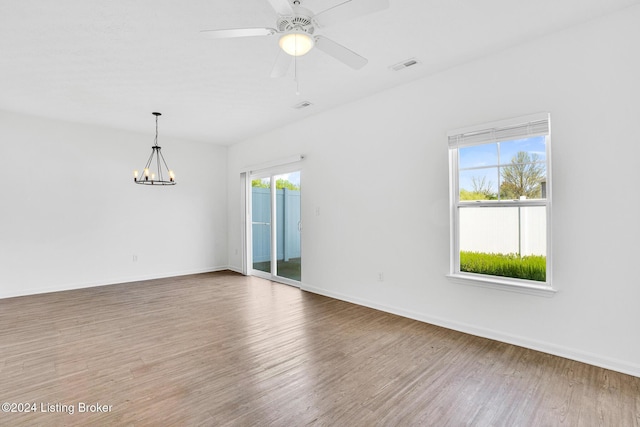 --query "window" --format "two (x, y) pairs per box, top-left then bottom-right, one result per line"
(448, 113), (554, 295)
